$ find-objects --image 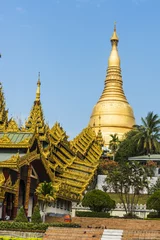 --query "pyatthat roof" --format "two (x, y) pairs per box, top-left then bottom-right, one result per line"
(128, 154), (160, 161)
